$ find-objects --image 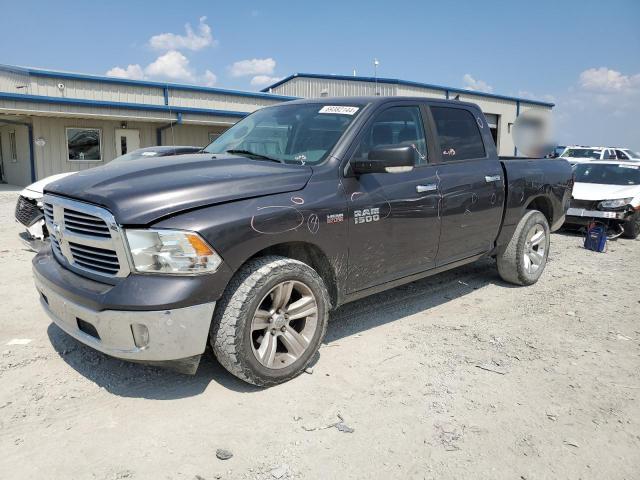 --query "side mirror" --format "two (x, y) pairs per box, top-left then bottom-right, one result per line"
(352, 145), (415, 174)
